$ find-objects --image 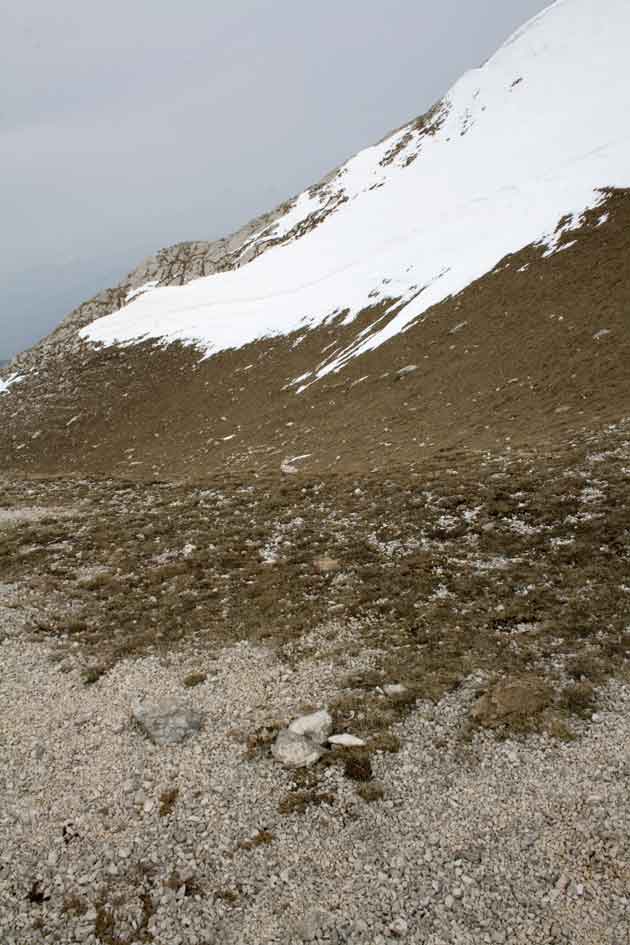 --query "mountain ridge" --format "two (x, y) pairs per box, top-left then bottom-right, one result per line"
(1, 0), (629, 480)
(3, 7), (630, 938)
